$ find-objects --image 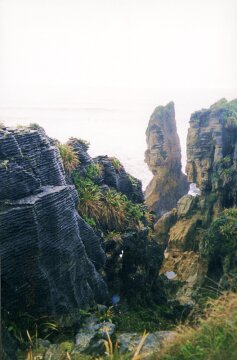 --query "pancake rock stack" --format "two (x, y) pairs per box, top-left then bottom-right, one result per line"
(0, 126), (108, 316)
(156, 99), (237, 304)
(145, 102), (188, 220)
